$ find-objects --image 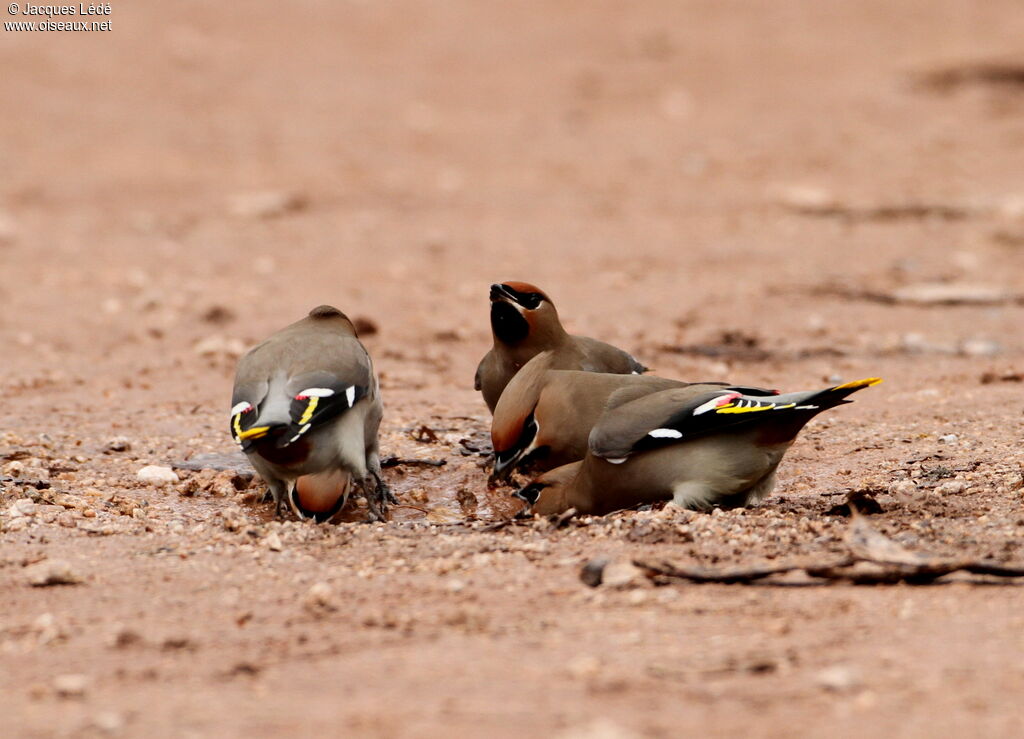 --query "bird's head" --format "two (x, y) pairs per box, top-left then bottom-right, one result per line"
(512, 462), (580, 516)
(488, 281), (562, 346)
